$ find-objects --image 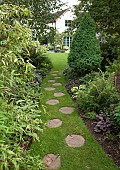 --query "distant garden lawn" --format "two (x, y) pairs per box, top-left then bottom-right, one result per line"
(31, 53), (119, 170)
